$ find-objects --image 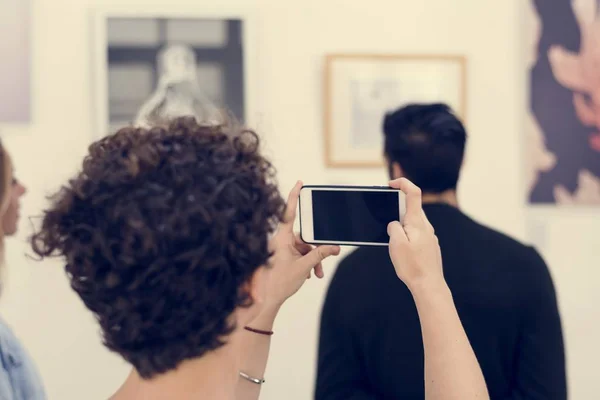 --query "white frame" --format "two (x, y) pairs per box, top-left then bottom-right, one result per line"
(299, 186), (406, 247)
(91, 5), (259, 140)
